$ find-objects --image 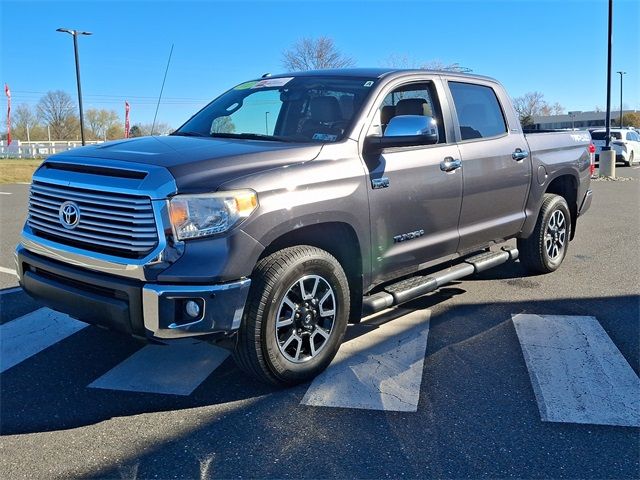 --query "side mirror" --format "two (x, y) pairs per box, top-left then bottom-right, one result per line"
(365, 115), (439, 152)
